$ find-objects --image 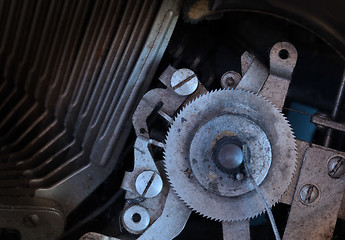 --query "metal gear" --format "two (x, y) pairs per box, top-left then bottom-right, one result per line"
(164, 89), (297, 221)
